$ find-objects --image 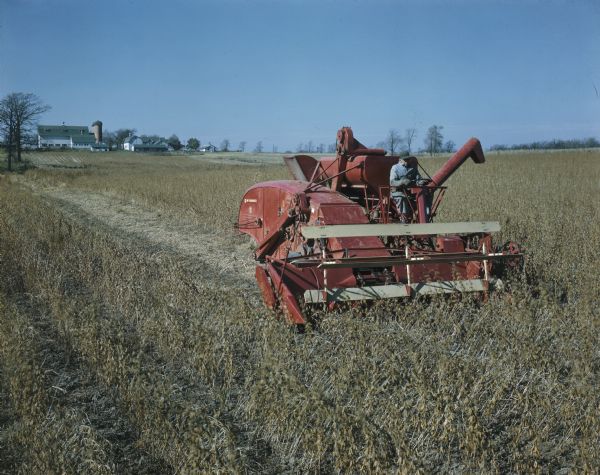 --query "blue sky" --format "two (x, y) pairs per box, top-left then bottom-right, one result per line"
(1, 0), (599, 150)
